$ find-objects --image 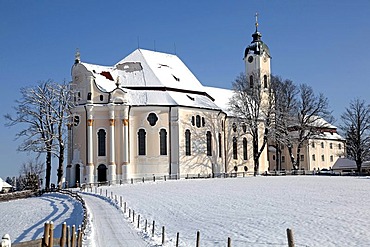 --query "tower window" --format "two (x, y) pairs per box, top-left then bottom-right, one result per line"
(159, 129), (167, 155)
(232, 123), (237, 132)
(97, 129), (106, 156)
(185, 129), (191, 156)
(263, 75), (268, 89)
(87, 92), (92, 101)
(312, 154), (316, 161)
(233, 137), (237, 160)
(100, 95), (104, 101)
(206, 131), (212, 156)
(138, 129), (146, 155)
(249, 75), (253, 88)
(196, 115), (201, 128)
